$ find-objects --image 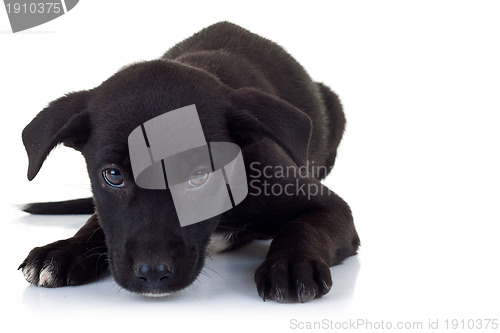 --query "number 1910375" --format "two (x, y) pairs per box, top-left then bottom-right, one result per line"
(444, 319), (499, 330)
(5, 2), (62, 14)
